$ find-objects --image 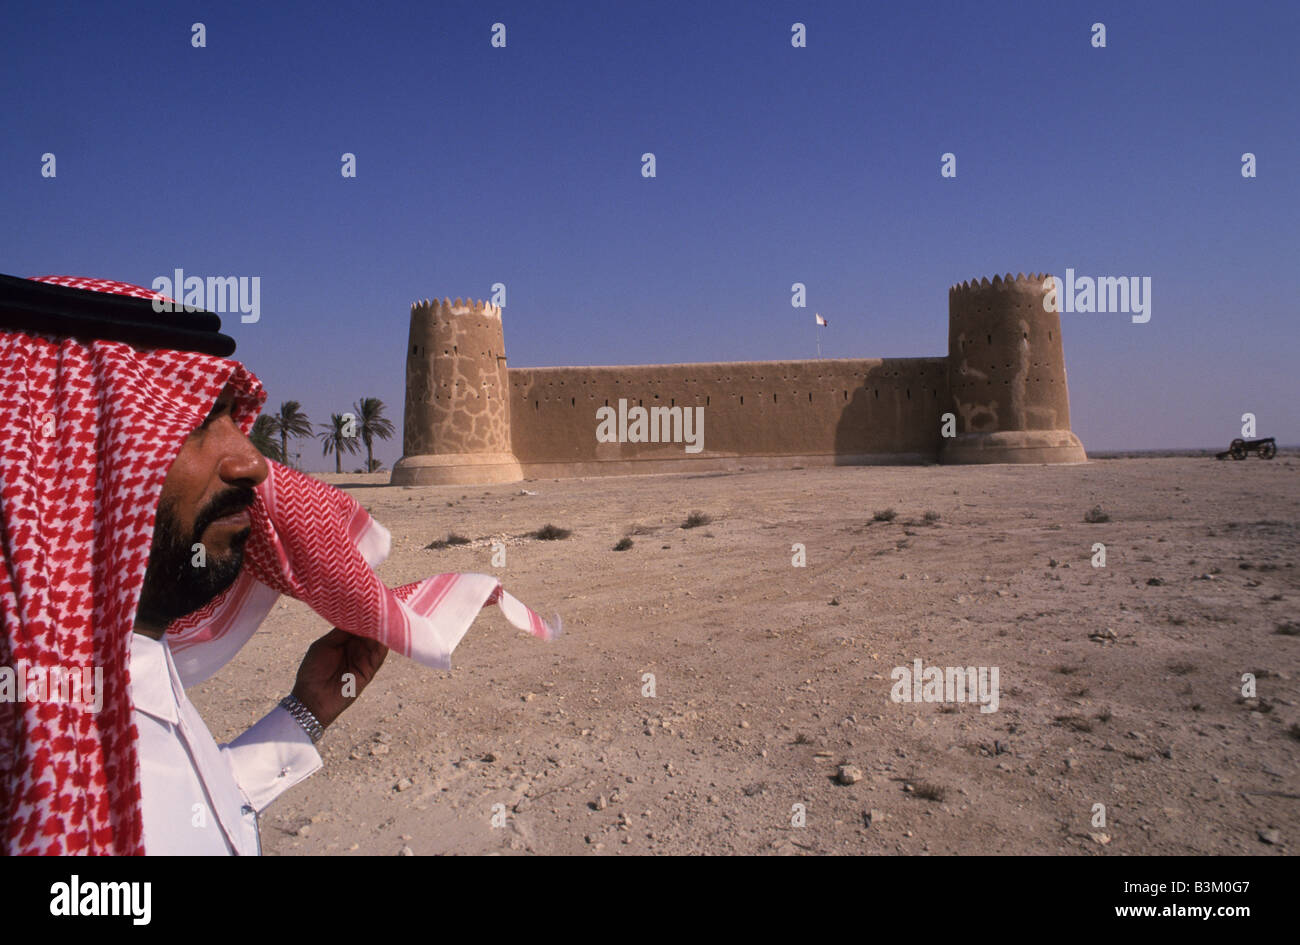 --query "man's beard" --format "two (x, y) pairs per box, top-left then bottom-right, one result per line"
(135, 488), (255, 631)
